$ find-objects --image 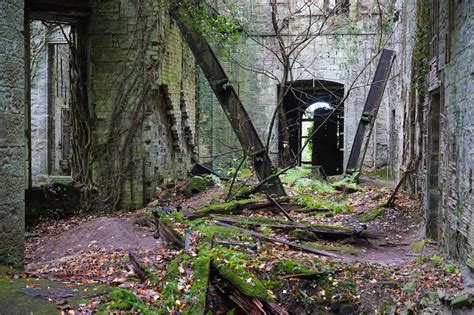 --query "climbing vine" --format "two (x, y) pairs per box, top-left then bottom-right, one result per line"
(413, 0), (431, 98)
